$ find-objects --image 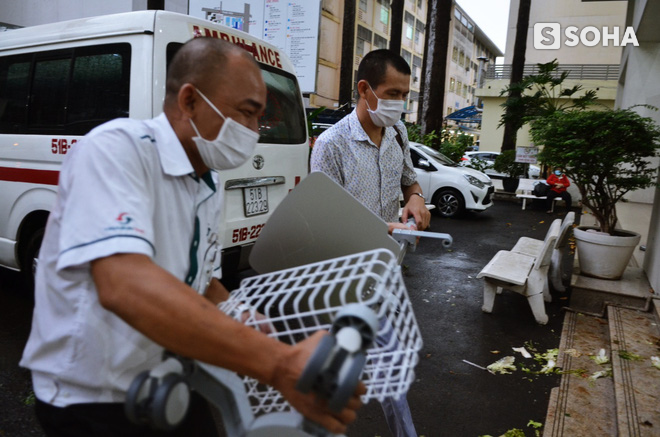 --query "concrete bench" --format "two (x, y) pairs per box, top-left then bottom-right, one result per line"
(512, 211), (575, 292)
(477, 219), (561, 324)
(515, 178), (562, 211)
